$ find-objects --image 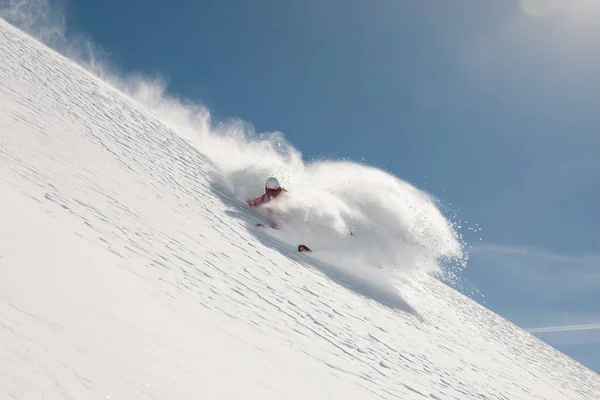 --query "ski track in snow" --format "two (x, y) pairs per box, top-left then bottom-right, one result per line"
(1, 19), (599, 399)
